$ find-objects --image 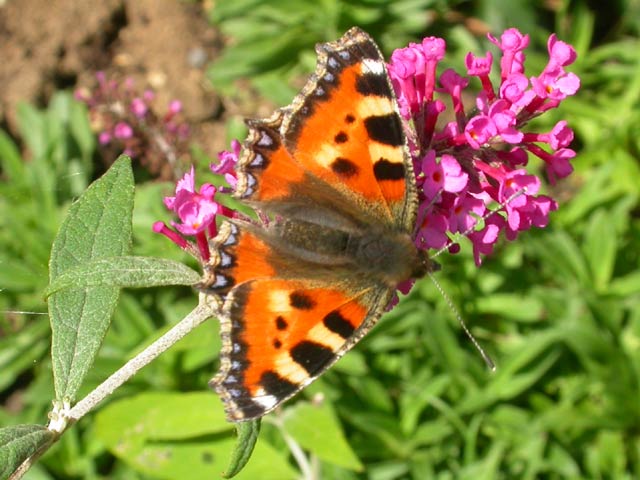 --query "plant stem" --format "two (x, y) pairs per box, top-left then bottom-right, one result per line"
(278, 422), (315, 480)
(66, 294), (217, 423)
